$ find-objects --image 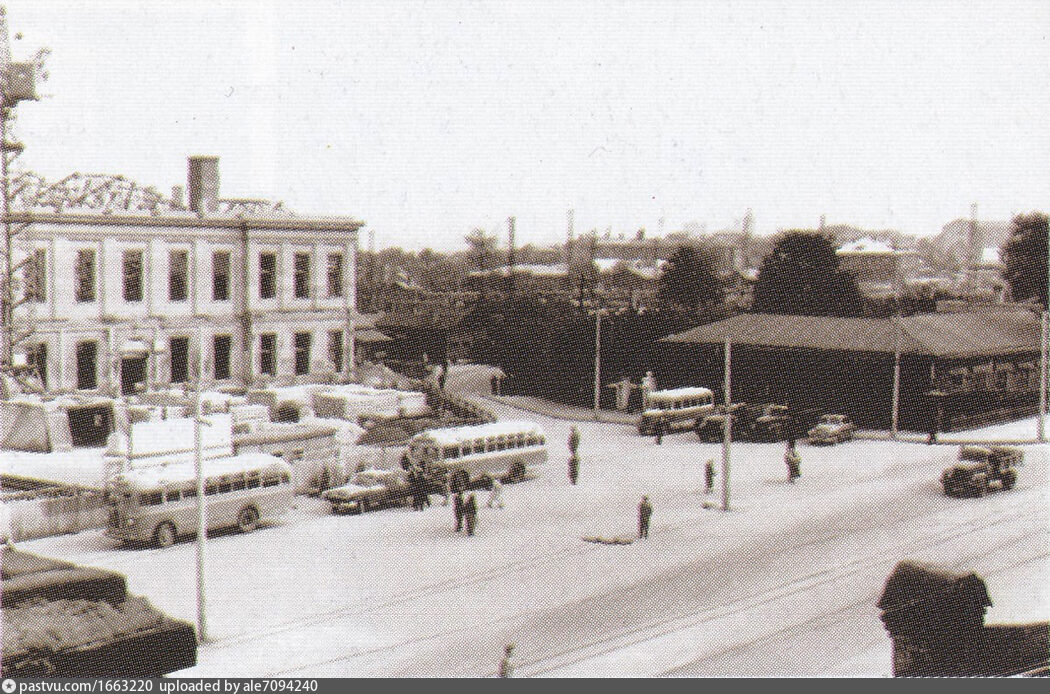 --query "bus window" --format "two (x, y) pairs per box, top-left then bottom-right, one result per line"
(217, 479), (232, 494)
(141, 491), (163, 506)
(444, 446), (460, 459)
(246, 477), (260, 489)
(262, 475), (280, 488)
(165, 489), (182, 503)
(183, 486), (197, 499)
(281, 473), (291, 484)
(231, 476), (246, 491)
(539, 436), (546, 446)
(290, 450), (304, 464)
(515, 434), (525, 448)
(272, 451), (284, 458)
(205, 482), (219, 496)
(473, 439), (484, 454)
